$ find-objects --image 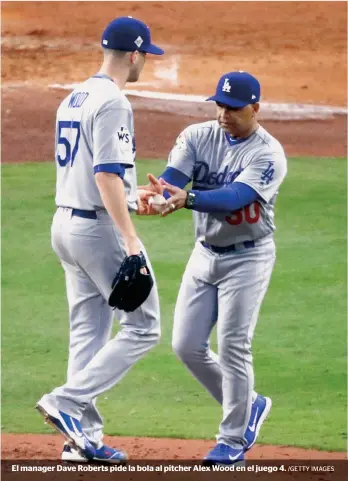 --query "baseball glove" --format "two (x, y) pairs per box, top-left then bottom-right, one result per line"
(108, 252), (154, 312)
